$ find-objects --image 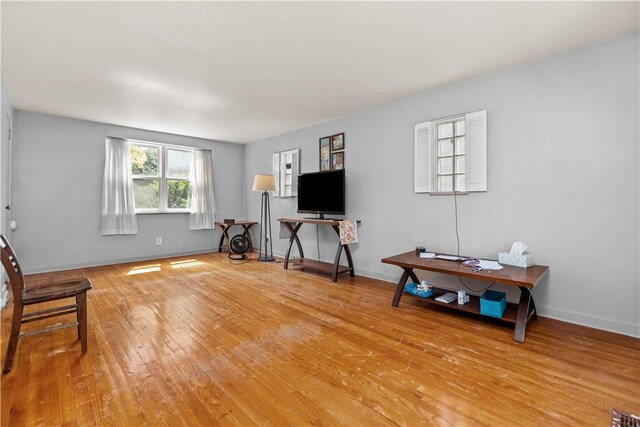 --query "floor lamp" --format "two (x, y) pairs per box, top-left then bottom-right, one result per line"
(253, 174), (276, 262)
